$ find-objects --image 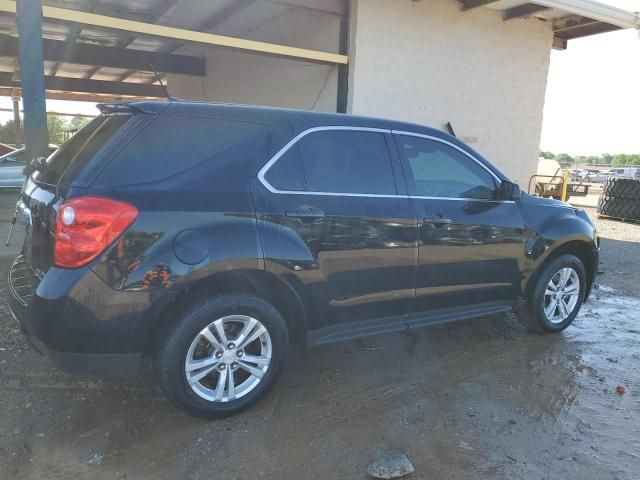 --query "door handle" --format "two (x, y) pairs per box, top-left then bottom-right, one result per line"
(285, 206), (325, 221)
(423, 214), (452, 226)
